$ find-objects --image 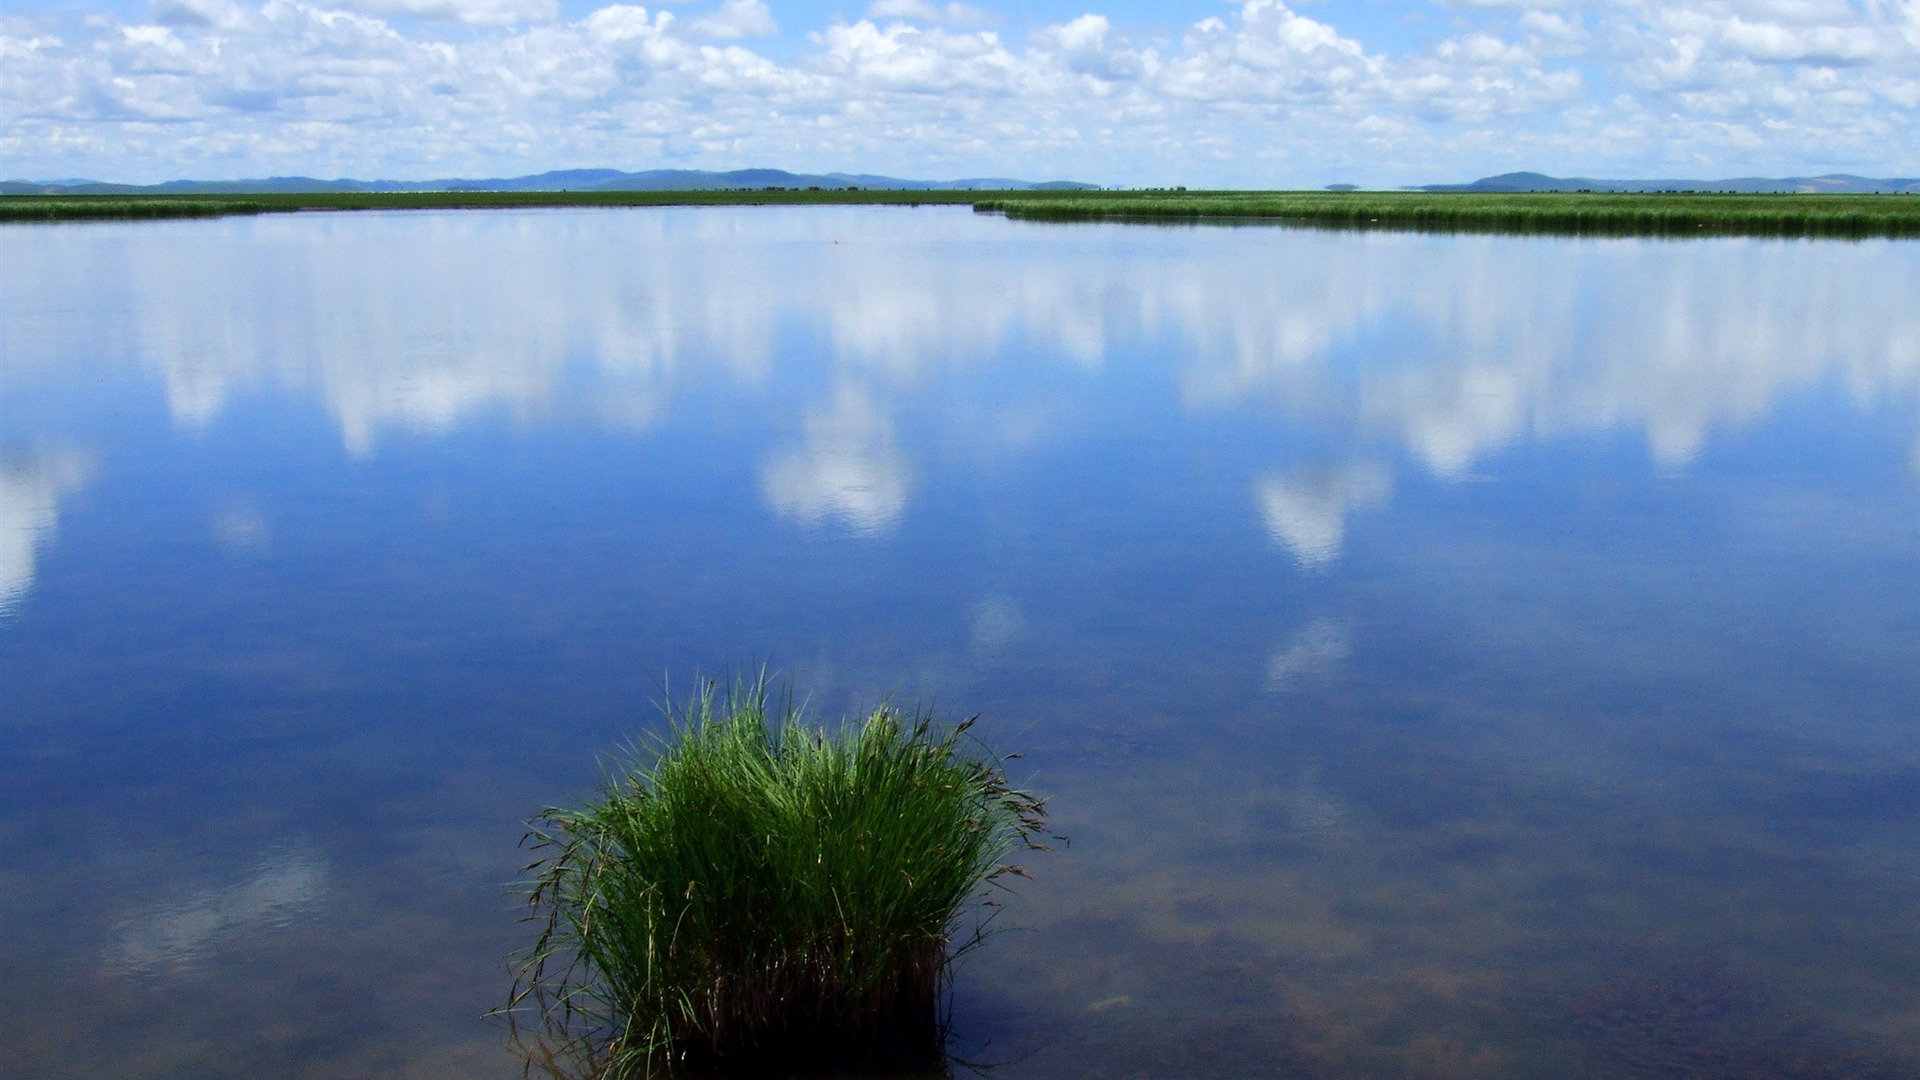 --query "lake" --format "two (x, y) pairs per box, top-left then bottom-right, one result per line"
(2, 206), (1917, 1079)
